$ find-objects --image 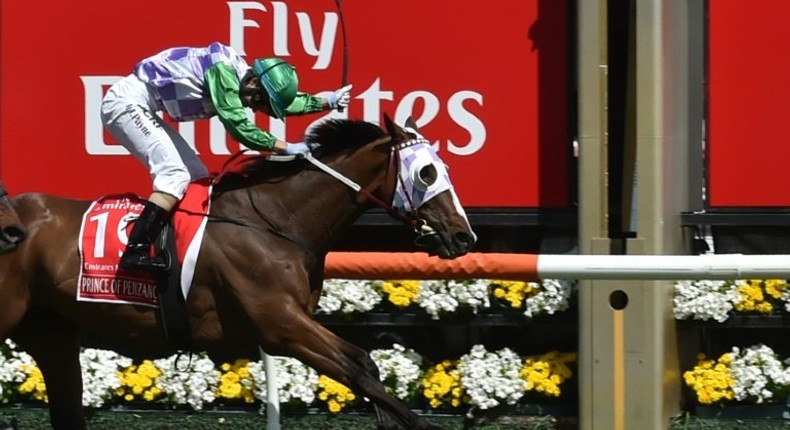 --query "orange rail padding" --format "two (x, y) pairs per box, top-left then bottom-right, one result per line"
(324, 252), (540, 281)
